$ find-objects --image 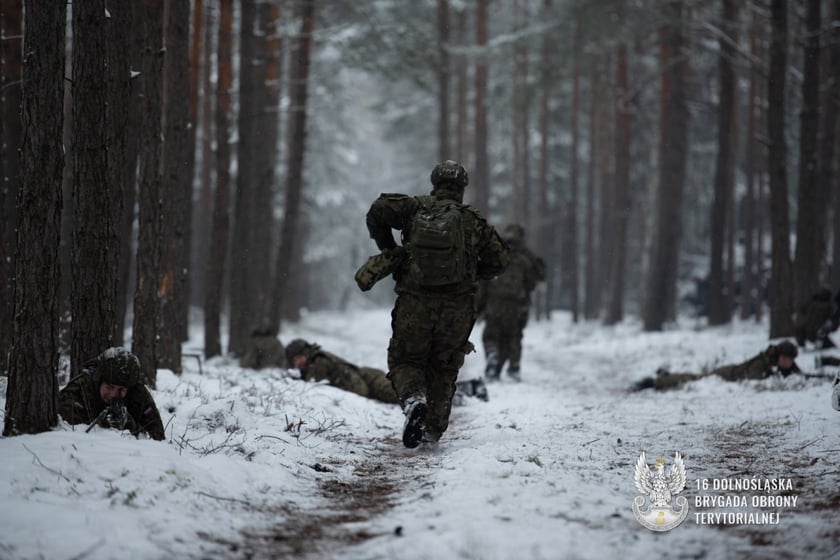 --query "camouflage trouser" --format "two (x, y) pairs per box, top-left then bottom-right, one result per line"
(653, 372), (702, 390)
(387, 292), (476, 436)
(359, 367), (399, 404)
(482, 304), (528, 374)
